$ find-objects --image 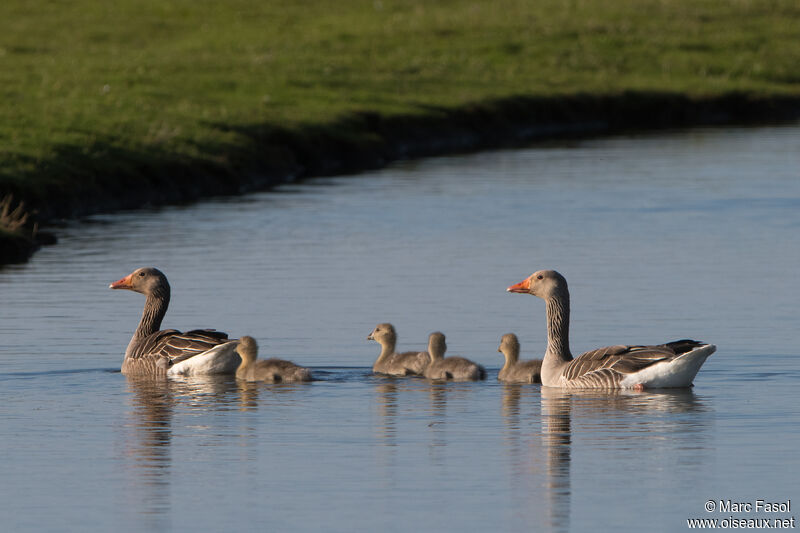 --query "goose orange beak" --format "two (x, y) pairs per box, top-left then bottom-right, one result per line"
(109, 274), (133, 290)
(506, 277), (531, 294)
